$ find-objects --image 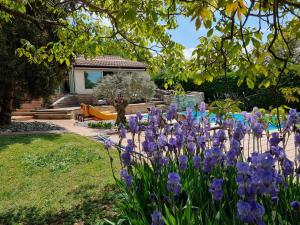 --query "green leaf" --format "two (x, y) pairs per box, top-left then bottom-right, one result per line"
(246, 78), (255, 89)
(48, 55), (54, 63)
(252, 38), (260, 48)
(207, 28), (214, 37)
(237, 78), (244, 86)
(65, 58), (70, 66)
